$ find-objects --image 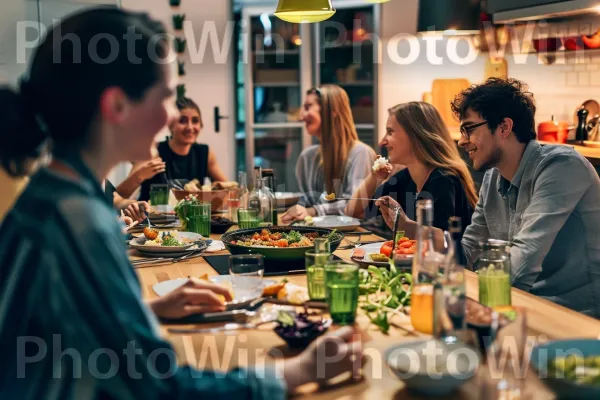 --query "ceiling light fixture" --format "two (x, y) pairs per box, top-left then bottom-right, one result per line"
(274, 0), (336, 24)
